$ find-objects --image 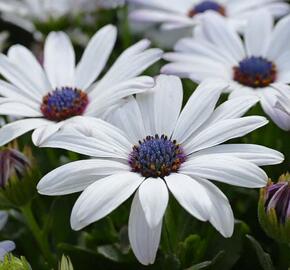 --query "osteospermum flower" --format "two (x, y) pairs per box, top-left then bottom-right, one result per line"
(128, 0), (290, 32)
(162, 10), (290, 130)
(0, 0), (125, 34)
(0, 25), (162, 146)
(37, 75), (283, 265)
